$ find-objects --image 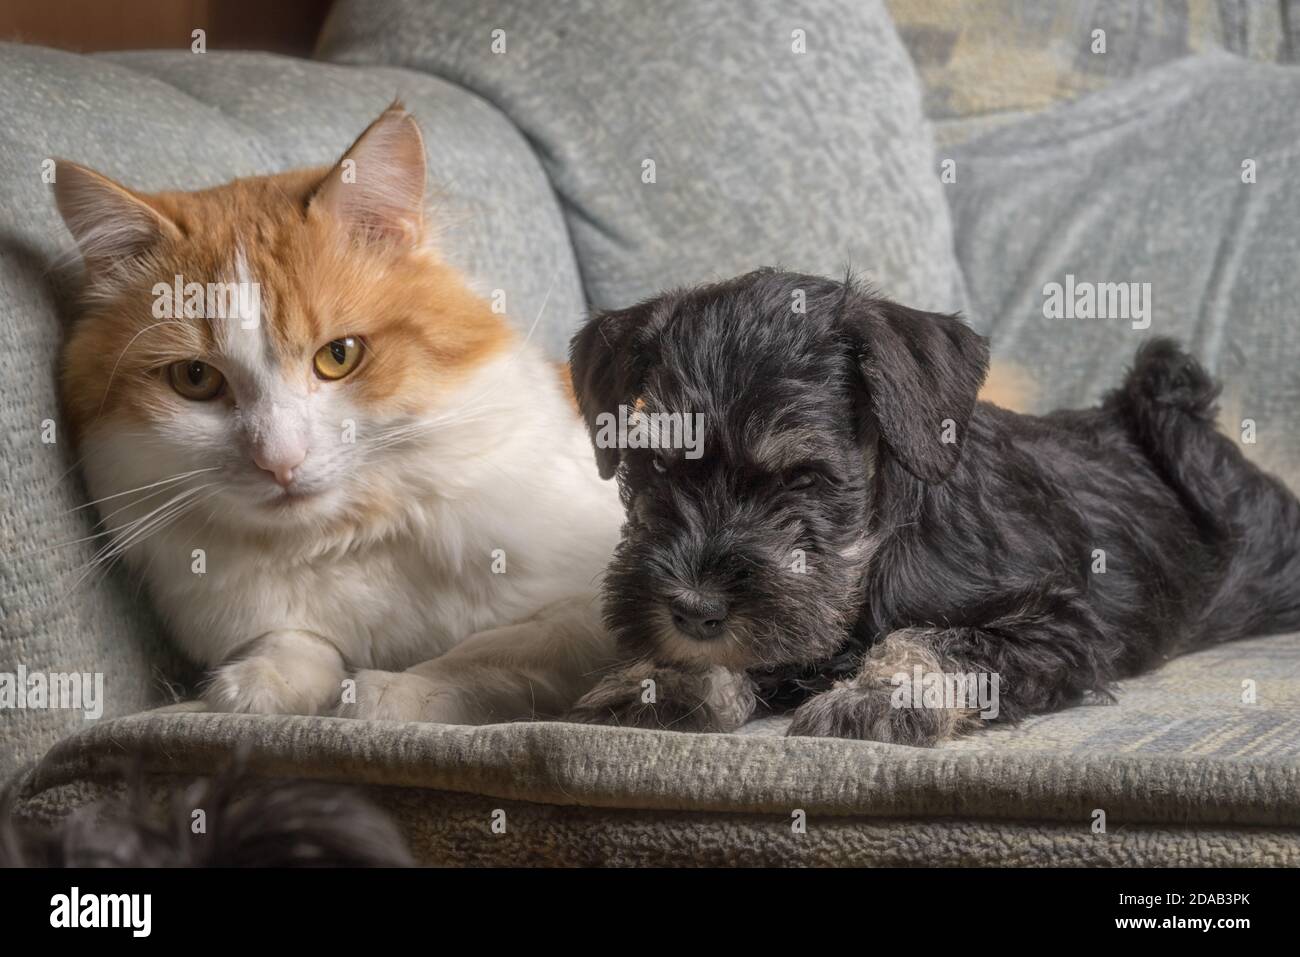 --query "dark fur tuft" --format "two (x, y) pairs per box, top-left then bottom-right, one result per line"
(0, 761), (413, 868)
(1121, 337), (1221, 420)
